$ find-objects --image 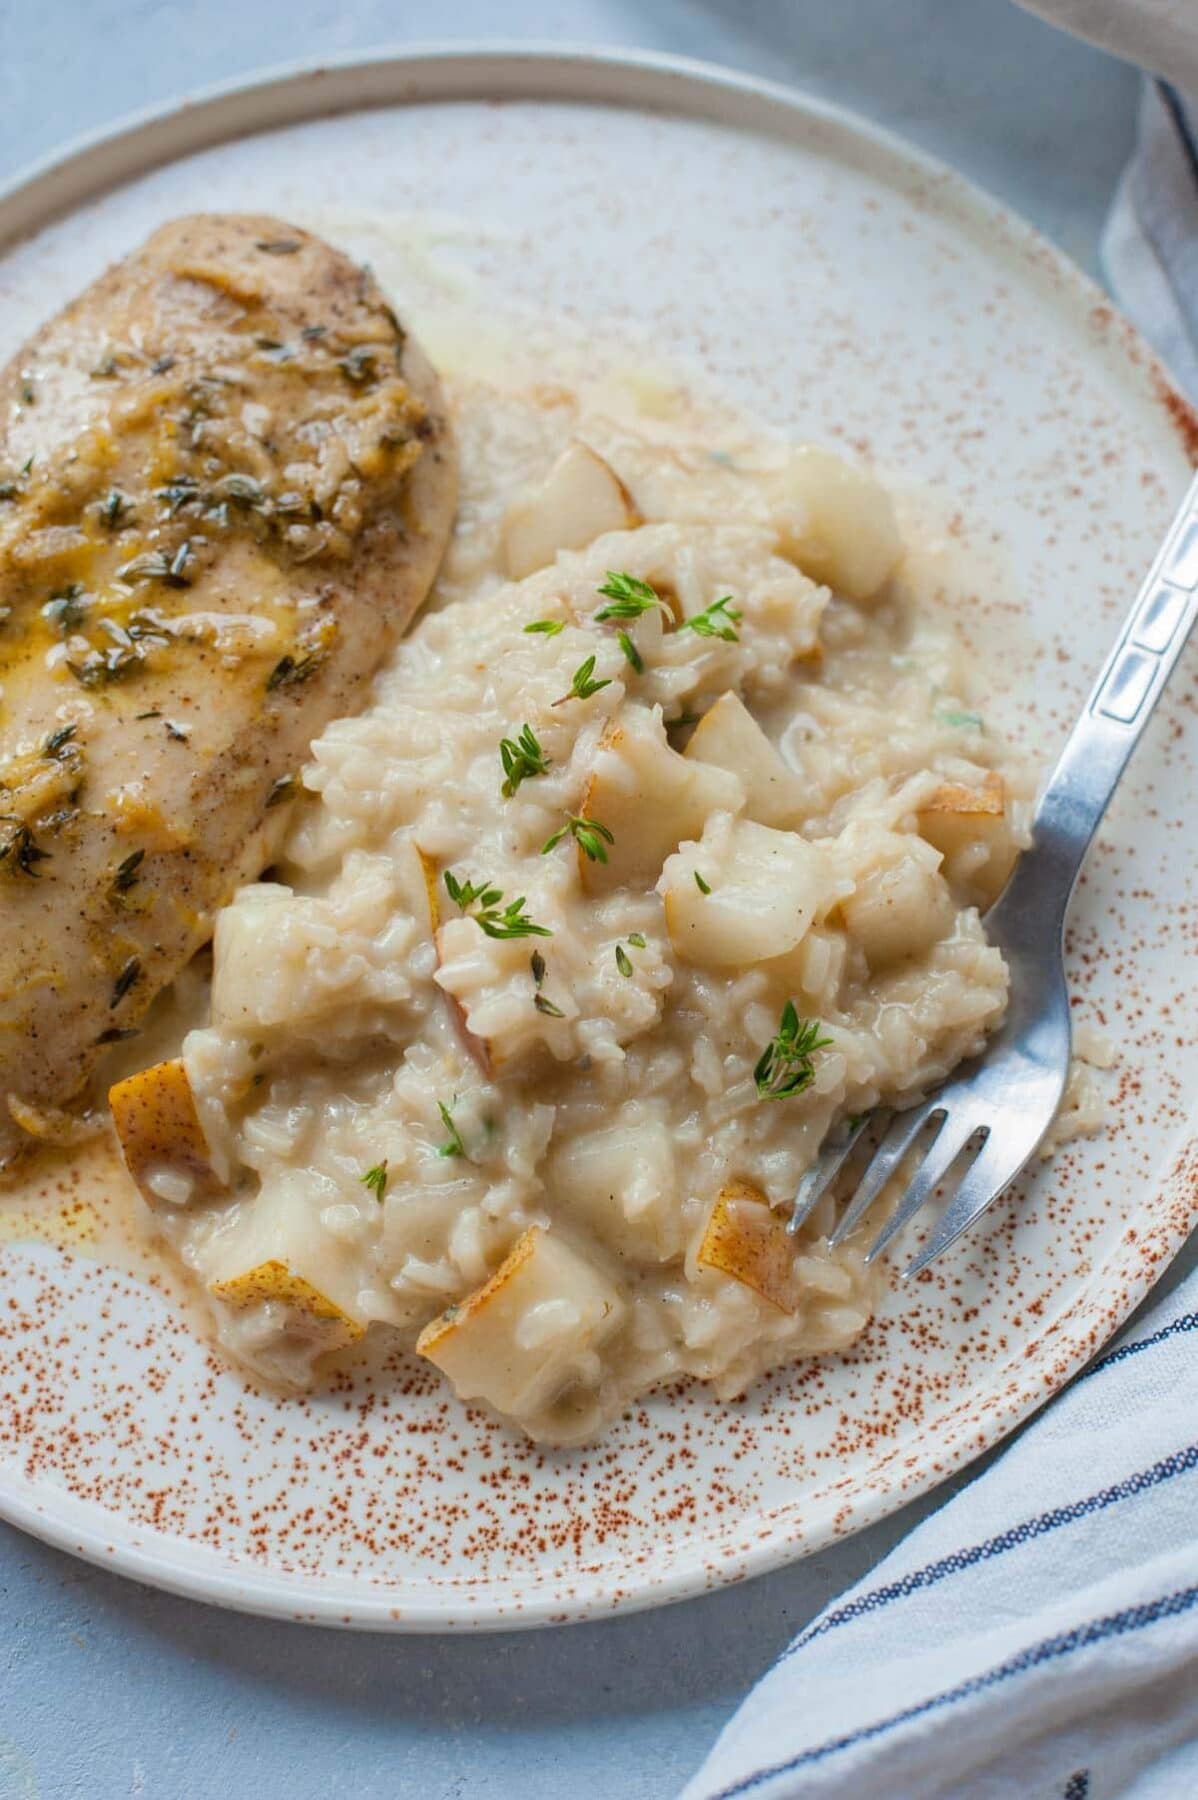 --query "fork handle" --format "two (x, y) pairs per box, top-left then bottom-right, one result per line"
(1004, 467), (1198, 923)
